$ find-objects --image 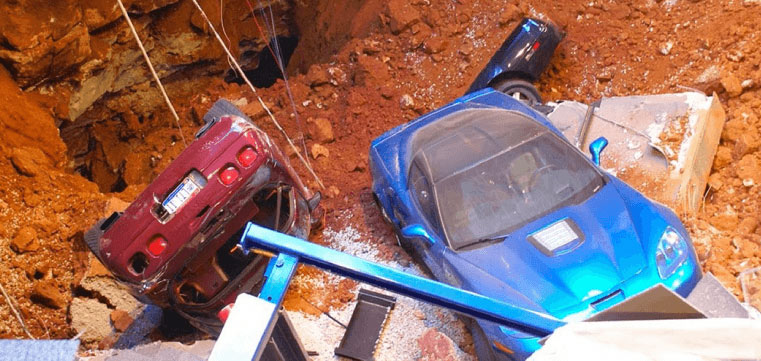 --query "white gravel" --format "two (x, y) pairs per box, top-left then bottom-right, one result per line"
(287, 216), (475, 360)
